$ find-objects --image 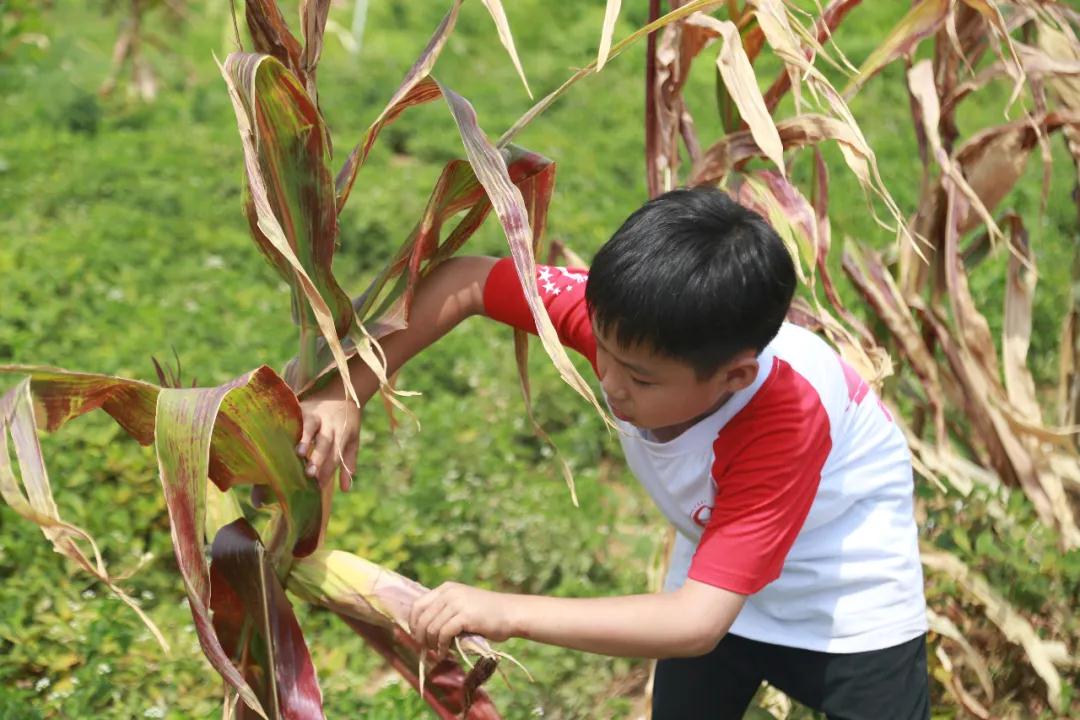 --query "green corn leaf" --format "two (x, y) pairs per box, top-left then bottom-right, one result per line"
(221, 52), (359, 402)
(155, 375), (270, 719)
(206, 365), (327, 560)
(210, 518), (325, 720)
